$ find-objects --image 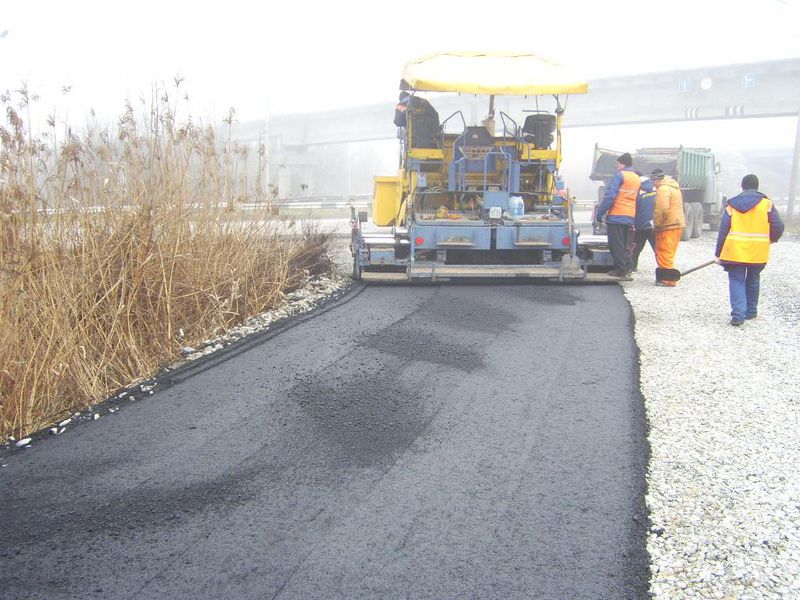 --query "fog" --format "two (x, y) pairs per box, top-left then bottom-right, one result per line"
(3, 0), (799, 206)
(4, 0), (799, 120)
